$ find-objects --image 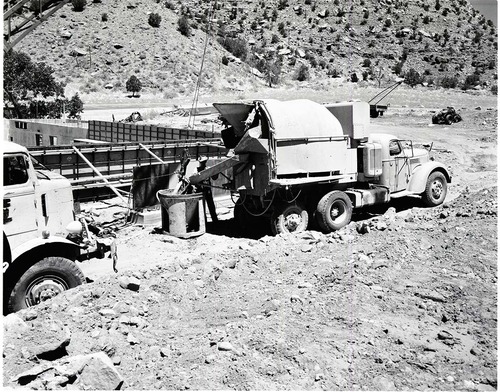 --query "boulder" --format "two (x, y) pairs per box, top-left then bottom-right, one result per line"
(73, 47), (87, 56)
(3, 313), (29, 333)
(12, 352), (123, 390)
(60, 30), (72, 39)
(6, 319), (71, 360)
(118, 276), (141, 291)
